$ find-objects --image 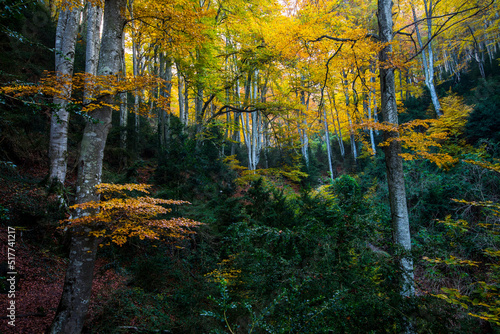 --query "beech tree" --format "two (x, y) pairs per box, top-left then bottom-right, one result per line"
(410, 0), (443, 117)
(48, 0), (127, 331)
(48, 0), (81, 191)
(378, 0), (415, 309)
